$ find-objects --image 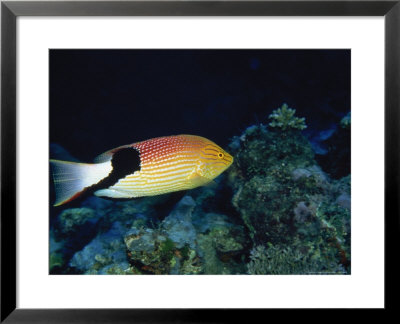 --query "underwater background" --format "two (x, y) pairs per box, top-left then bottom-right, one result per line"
(49, 49), (350, 275)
